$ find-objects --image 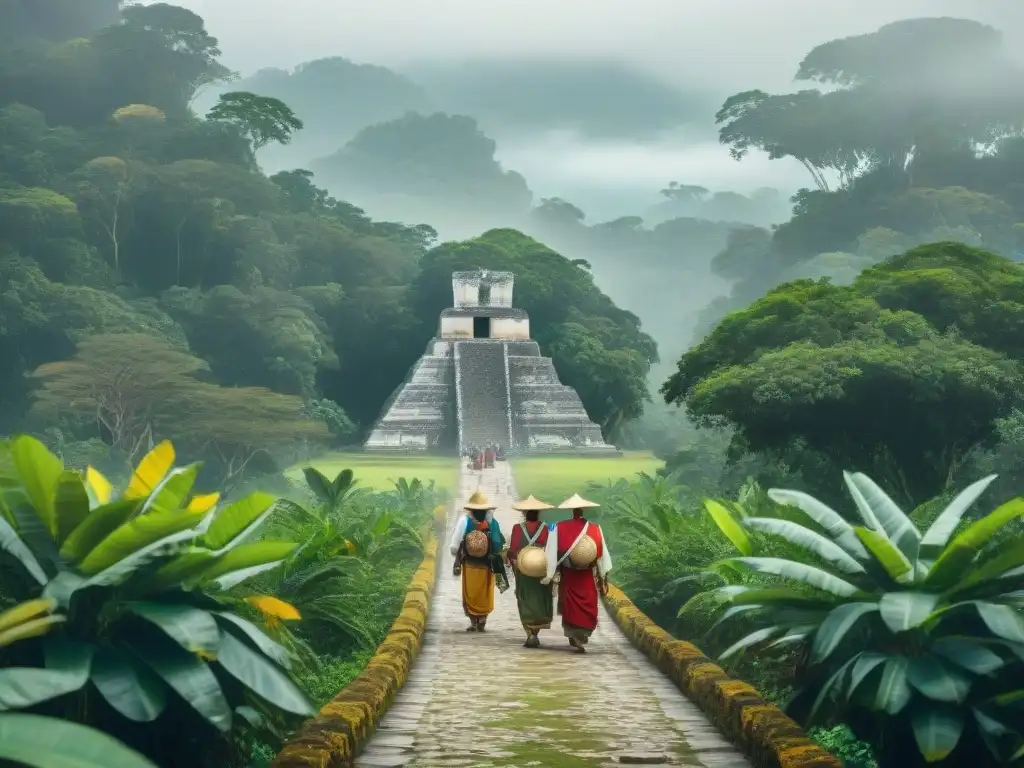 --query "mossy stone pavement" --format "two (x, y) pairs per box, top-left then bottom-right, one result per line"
(356, 462), (750, 768)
